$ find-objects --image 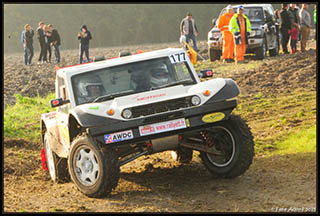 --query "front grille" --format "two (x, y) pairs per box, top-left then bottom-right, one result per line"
(143, 111), (185, 124)
(131, 96), (193, 118)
